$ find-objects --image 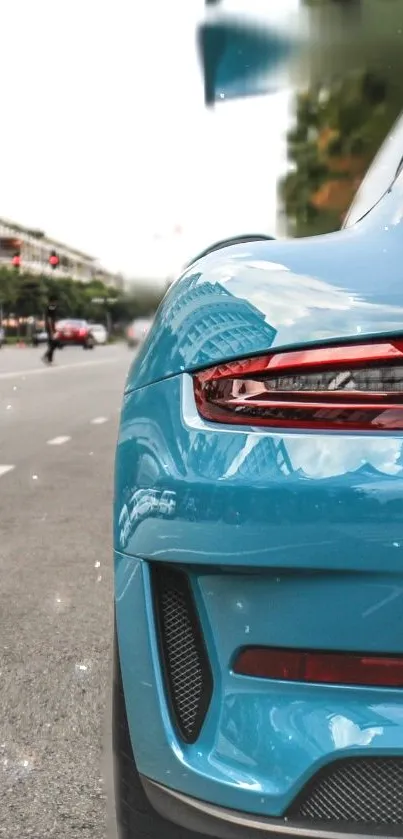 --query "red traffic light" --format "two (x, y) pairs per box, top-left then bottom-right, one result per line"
(12, 253), (21, 269)
(49, 251), (59, 269)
